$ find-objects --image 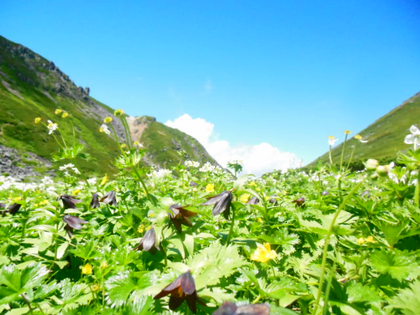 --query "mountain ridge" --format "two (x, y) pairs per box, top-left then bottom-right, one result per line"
(0, 35), (216, 176)
(309, 91), (420, 167)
